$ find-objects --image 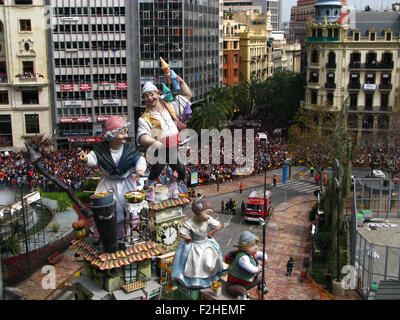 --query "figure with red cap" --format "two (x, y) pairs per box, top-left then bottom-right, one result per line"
(79, 116), (146, 241)
(171, 196), (224, 288)
(137, 77), (192, 188)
